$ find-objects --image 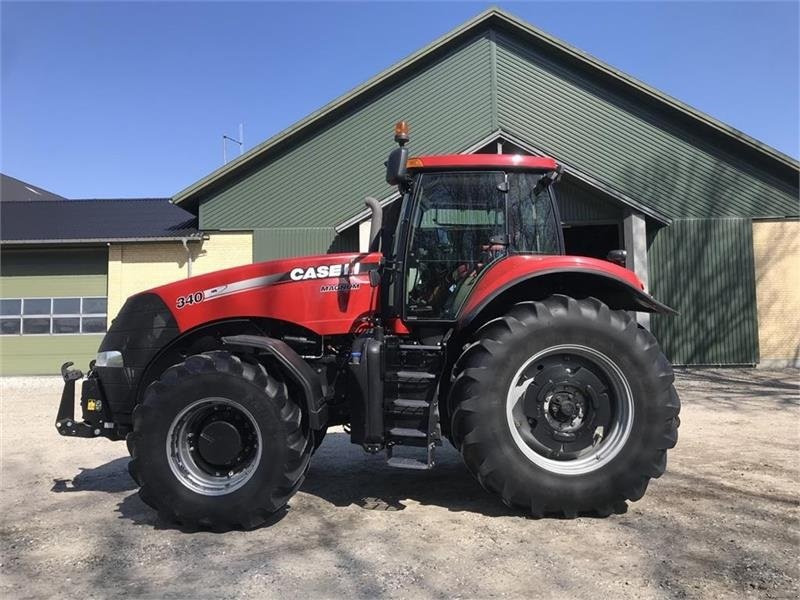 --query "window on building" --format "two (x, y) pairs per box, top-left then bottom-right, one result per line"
(0, 297), (107, 335)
